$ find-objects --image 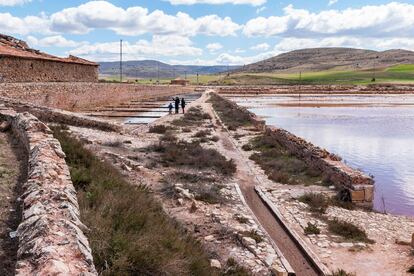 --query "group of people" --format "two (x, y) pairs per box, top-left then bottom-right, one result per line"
(168, 97), (186, 114)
